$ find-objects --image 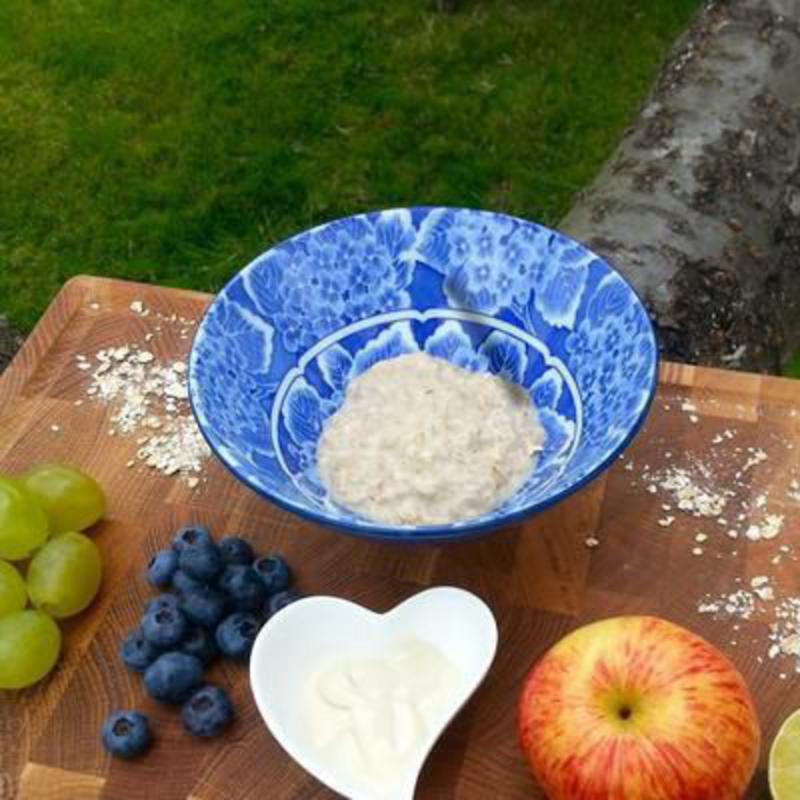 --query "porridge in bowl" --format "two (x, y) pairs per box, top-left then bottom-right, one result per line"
(317, 353), (544, 526)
